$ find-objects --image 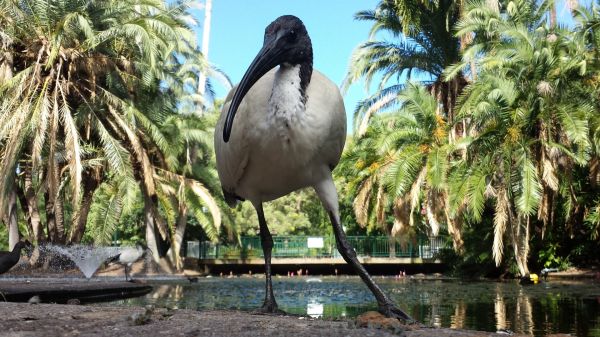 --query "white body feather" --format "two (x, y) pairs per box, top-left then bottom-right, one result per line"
(118, 246), (145, 266)
(215, 66), (346, 205)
